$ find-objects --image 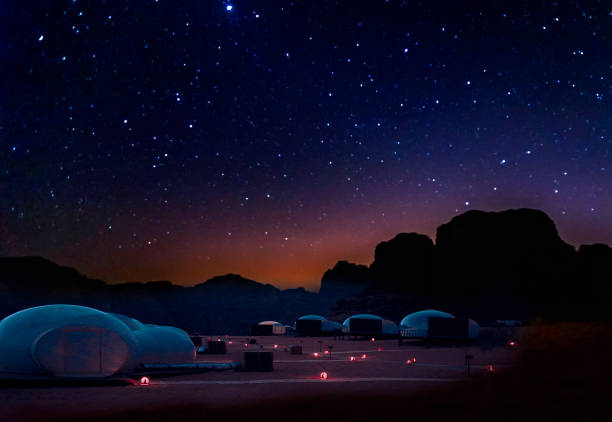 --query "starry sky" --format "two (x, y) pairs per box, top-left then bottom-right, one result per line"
(1, 1), (610, 290)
